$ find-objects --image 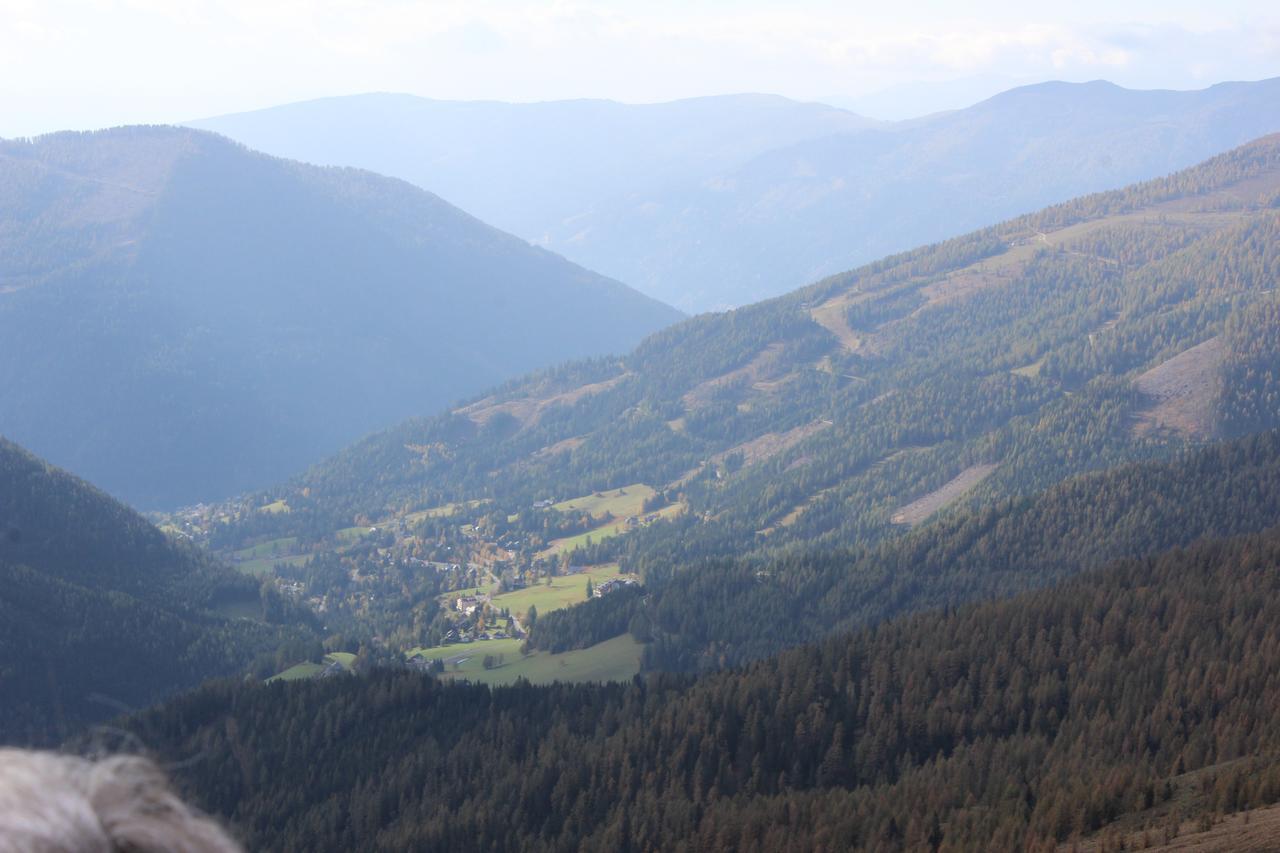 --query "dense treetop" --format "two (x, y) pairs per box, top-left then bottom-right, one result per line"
(129, 518), (1280, 851)
(0, 436), (305, 745)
